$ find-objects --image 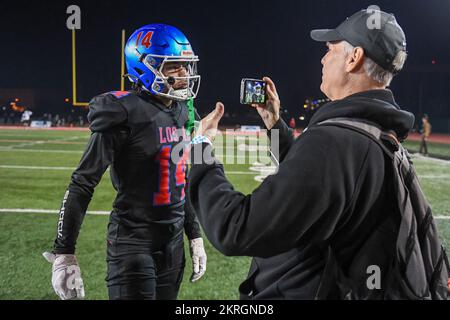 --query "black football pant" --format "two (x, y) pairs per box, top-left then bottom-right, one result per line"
(106, 229), (185, 300)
